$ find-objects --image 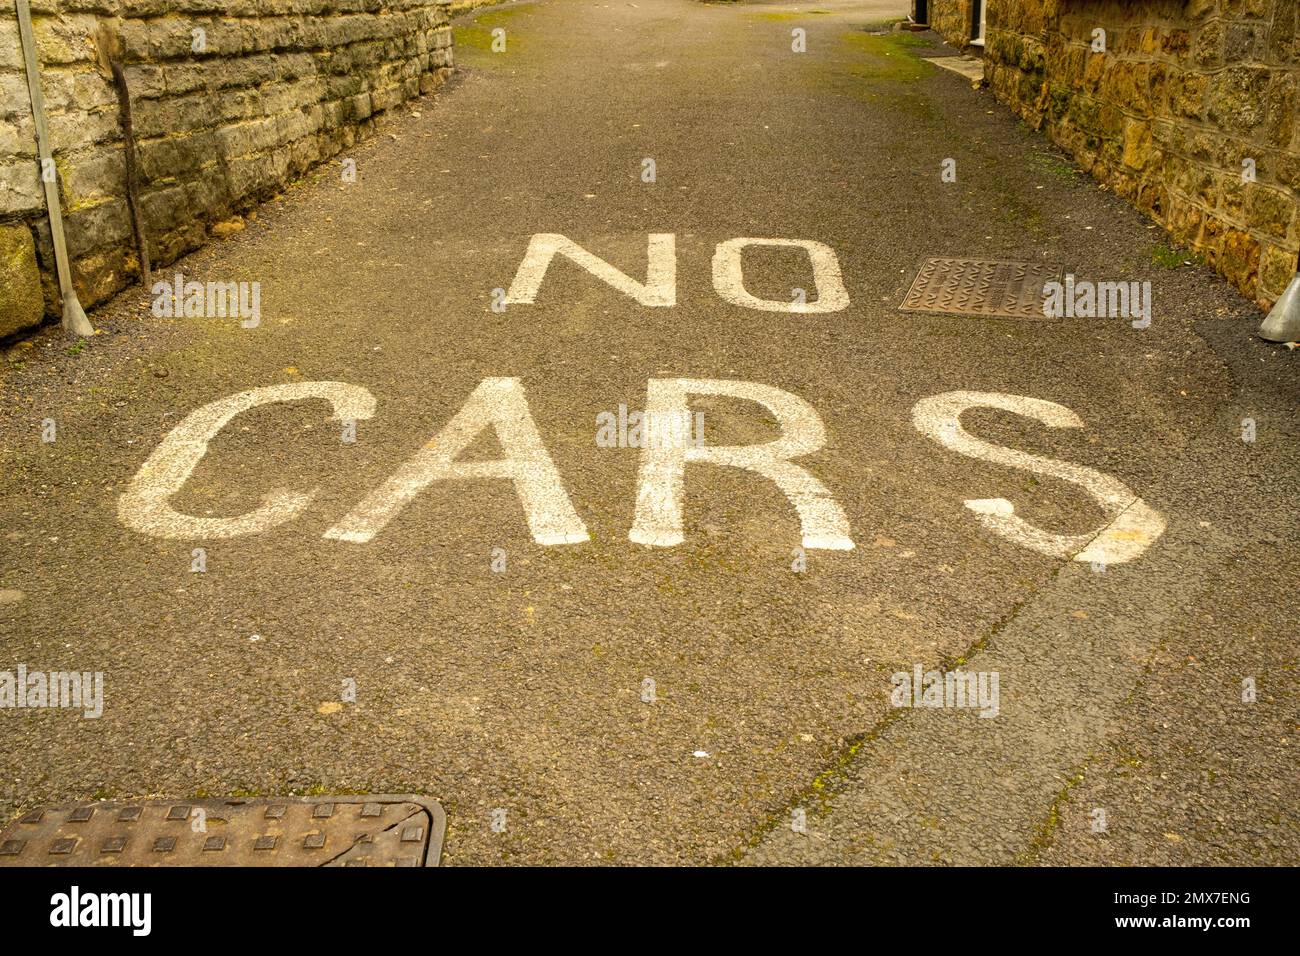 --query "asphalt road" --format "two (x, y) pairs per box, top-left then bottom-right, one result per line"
(1, 0), (1295, 866)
